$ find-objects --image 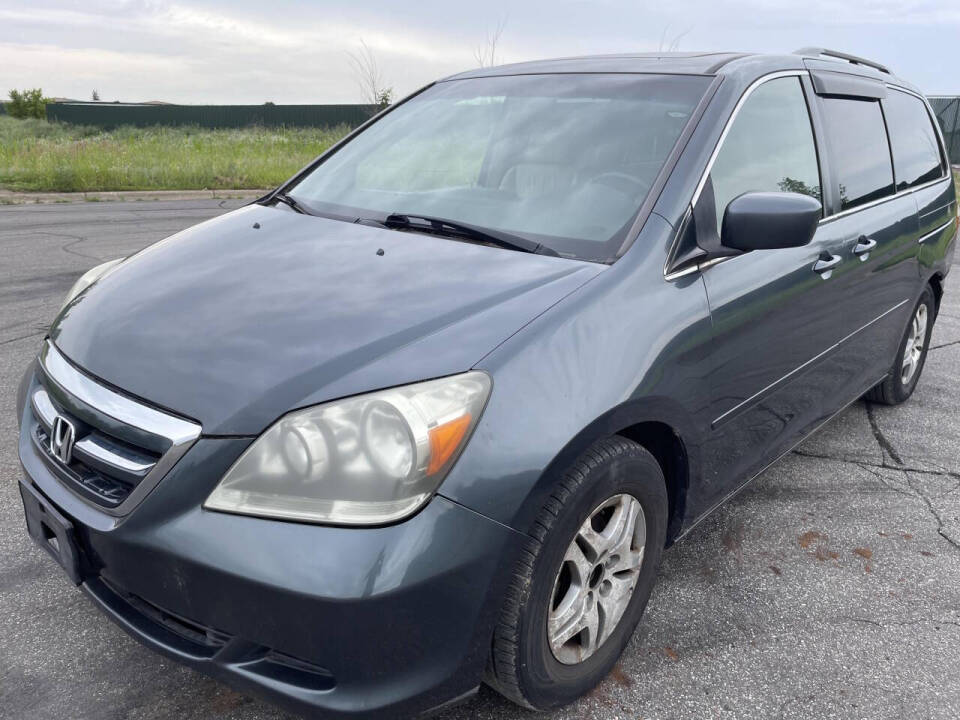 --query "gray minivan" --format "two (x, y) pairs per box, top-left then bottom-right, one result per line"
(17, 48), (957, 717)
